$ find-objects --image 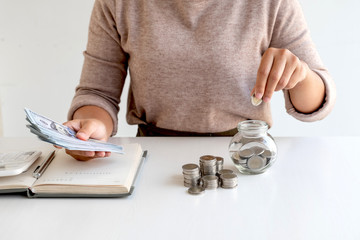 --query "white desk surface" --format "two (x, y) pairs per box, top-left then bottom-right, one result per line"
(0, 136), (359, 240)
